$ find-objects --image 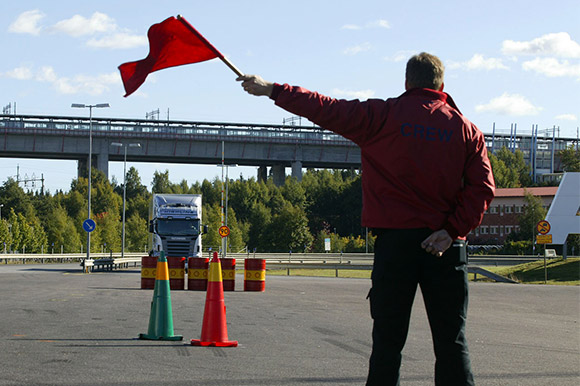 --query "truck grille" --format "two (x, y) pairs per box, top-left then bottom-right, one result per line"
(166, 240), (191, 257)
